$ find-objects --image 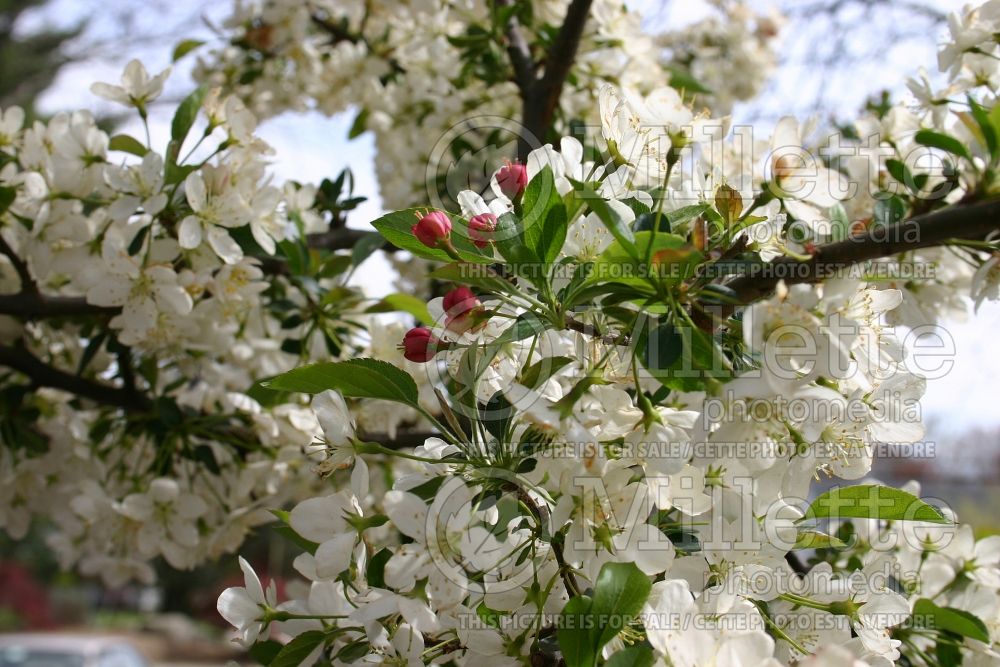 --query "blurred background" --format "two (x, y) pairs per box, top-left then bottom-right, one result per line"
(2, 0), (998, 663)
